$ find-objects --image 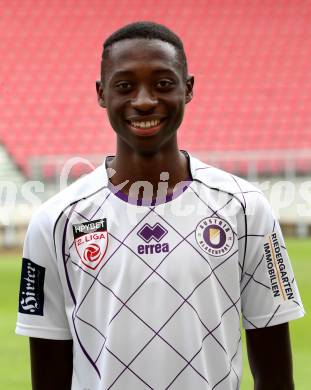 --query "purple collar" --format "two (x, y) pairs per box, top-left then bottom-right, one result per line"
(108, 178), (193, 206)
